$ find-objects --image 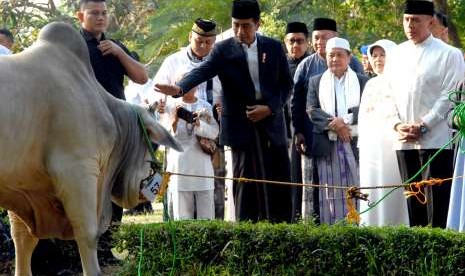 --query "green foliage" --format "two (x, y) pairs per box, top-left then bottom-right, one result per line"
(259, 2), (287, 41)
(449, 0), (465, 48)
(115, 221), (465, 275)
(142, 0), (231, 76)
(0, 209), (8, 226)
(0, 0), (73, 52)
(3, 1), (465, 68)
